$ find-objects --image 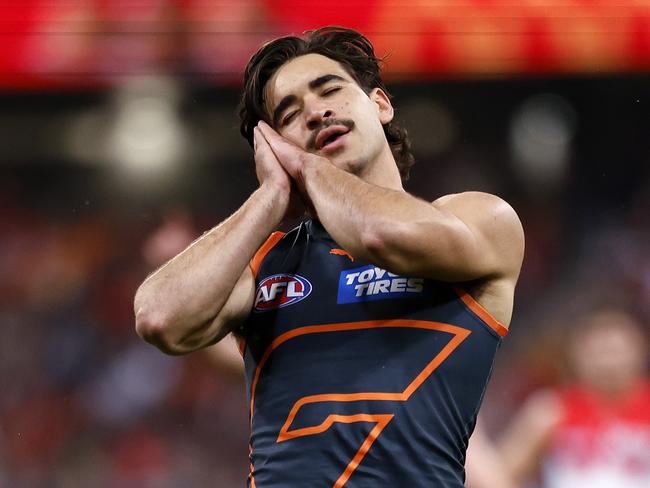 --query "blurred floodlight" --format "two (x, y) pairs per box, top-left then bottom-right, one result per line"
(109, 98), (183, 171)
(107, 77), (187, 183)
(510, 93), (576, 191)
(113, 76), (183, 106)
